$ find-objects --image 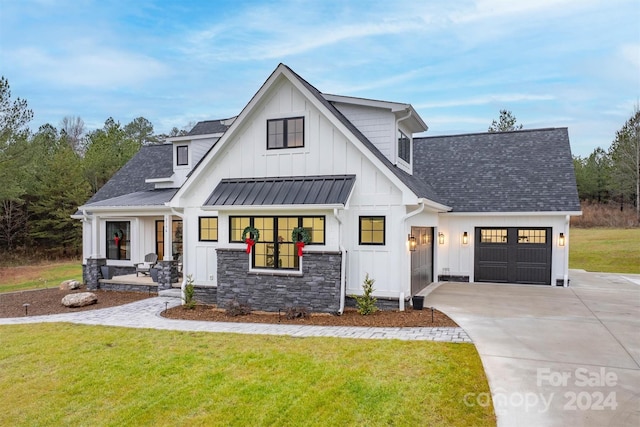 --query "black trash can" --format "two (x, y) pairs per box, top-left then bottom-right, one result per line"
(412, 295), (424, 310)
